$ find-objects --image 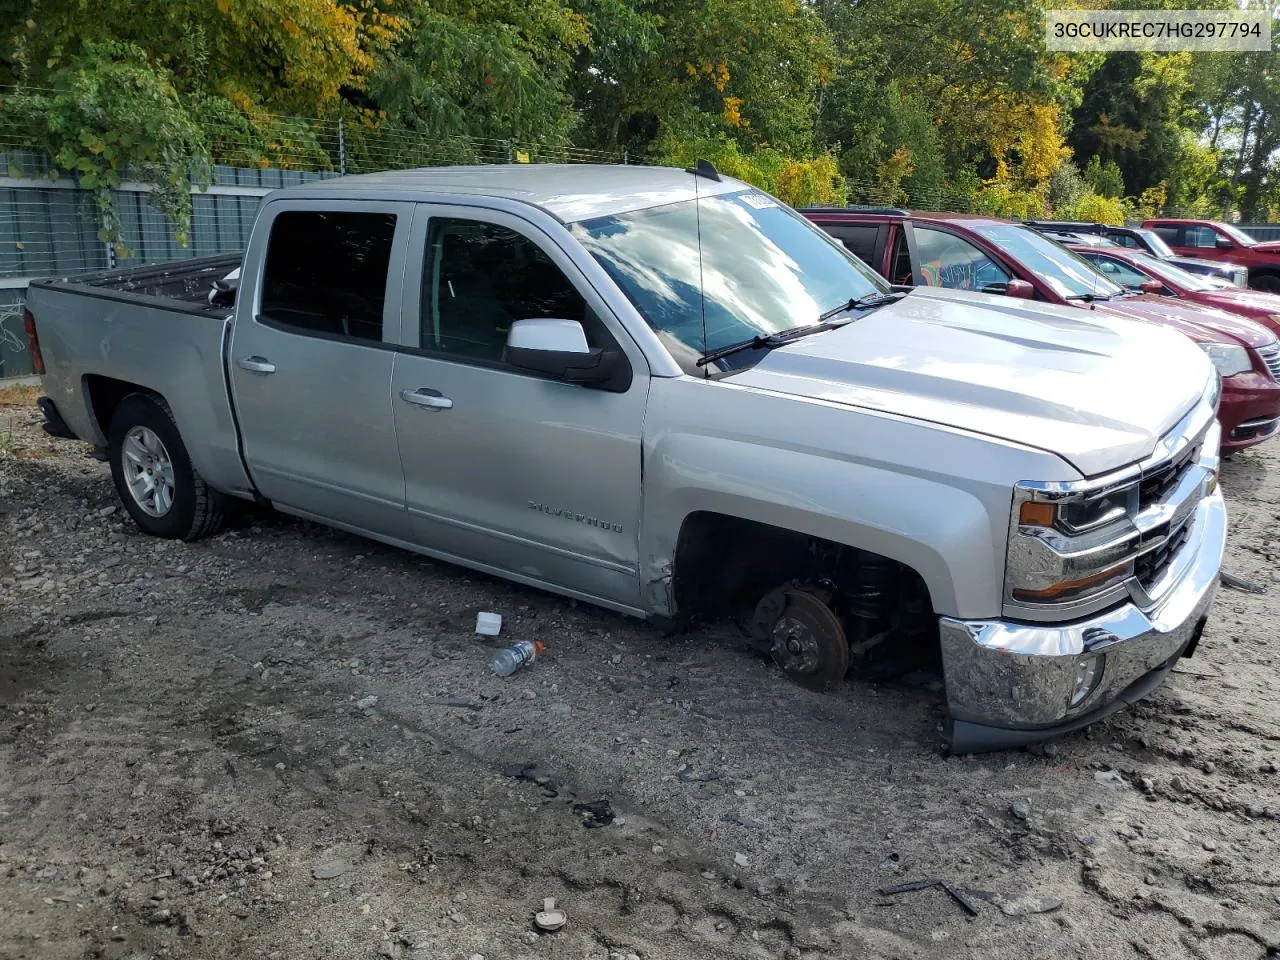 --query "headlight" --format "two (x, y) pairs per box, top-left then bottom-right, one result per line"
(1199, 342), (1252, 378)
(1268, 314), (1280, 326)
(1008, 484), (1138, 605)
